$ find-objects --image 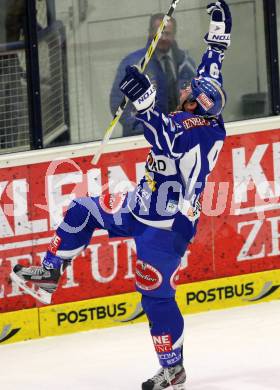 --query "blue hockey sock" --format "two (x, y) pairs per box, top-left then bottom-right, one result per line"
(56, 199), (97, 250)
(48, 198), (103, 260)
(141, 295), (184, 367)
(42, 251), (64, 270)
